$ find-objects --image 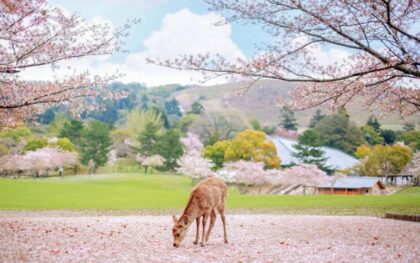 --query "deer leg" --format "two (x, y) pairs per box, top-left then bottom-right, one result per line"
(201, 212), (209, 247)
(193, 217), (200, 245)
(218, 206), (228, 244)
(205, 209), (217, 242)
